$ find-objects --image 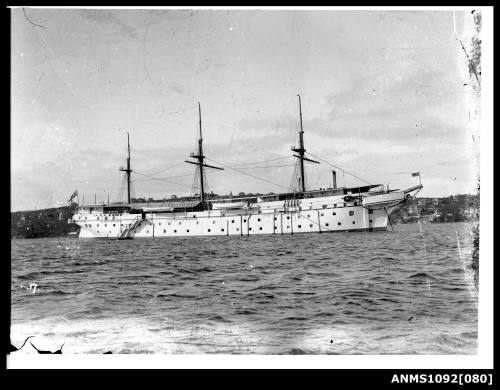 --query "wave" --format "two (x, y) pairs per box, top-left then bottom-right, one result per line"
(282, 348), (307, 354)
(207, 314), (231, 323)
(407, 272), (438, 281)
